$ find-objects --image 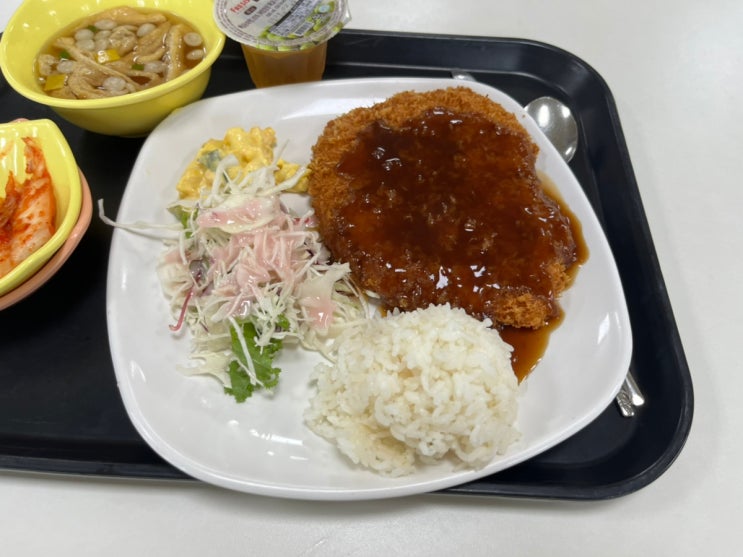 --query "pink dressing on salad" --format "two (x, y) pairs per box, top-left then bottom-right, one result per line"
(154, 127), (367, 399)
(196, 196), (277, 229)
